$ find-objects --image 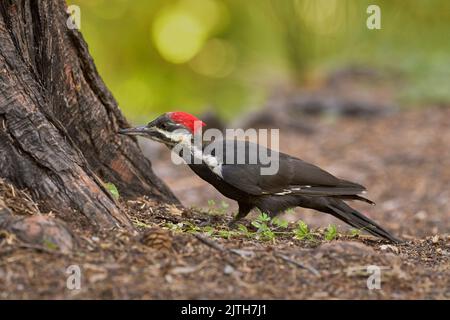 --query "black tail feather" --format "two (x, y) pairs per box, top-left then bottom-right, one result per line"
(326, 199), (401, 243)
(335, 194), (375, 205)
